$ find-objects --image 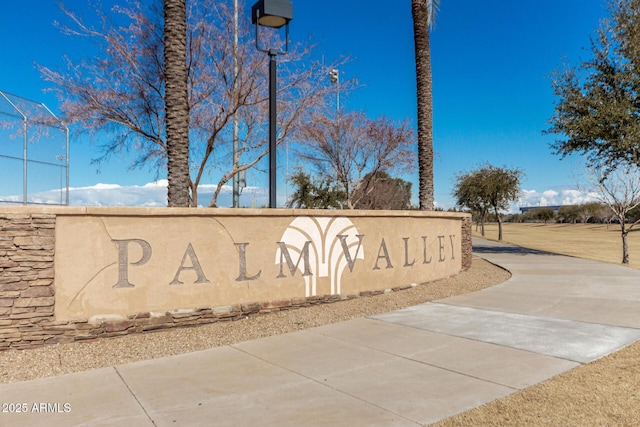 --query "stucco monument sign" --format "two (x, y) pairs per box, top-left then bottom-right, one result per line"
(54, 209), (464, 322)
(0, 207), (470, 349)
